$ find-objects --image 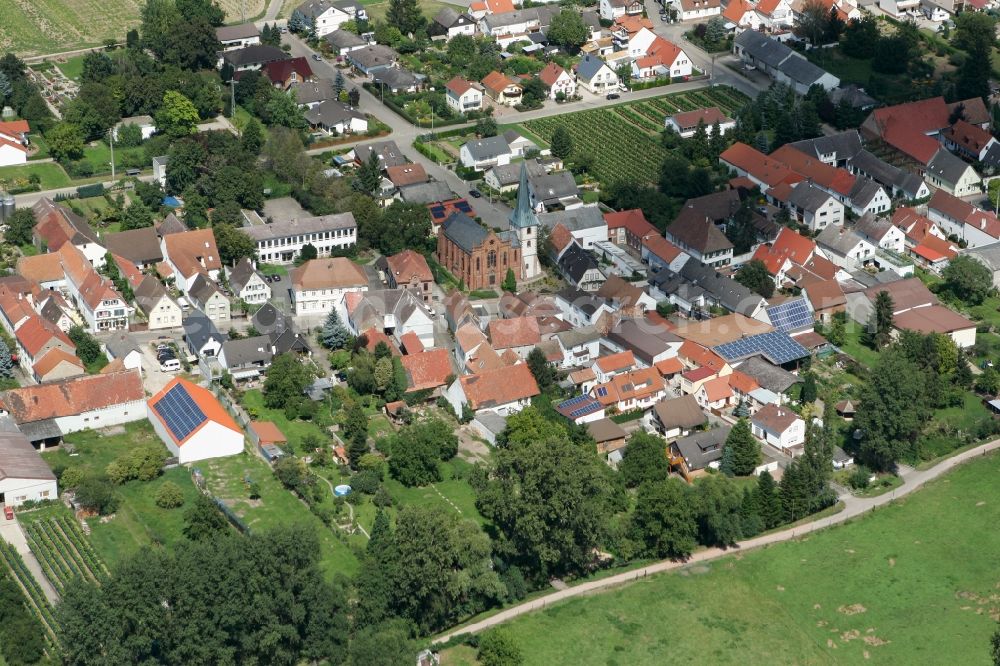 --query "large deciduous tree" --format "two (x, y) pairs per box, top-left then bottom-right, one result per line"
(953, 13), (997, 102)
(734, 259), (775, 298)
(477, 436), (612, 580)
(547, 10), (588, 51)
(942, 255), (992, 305)
(855, 348), (928, 471)
(630, 477), (698, 559)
